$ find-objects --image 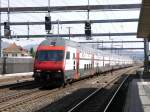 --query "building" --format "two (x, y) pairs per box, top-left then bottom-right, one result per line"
(3, 42), (31, 57)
